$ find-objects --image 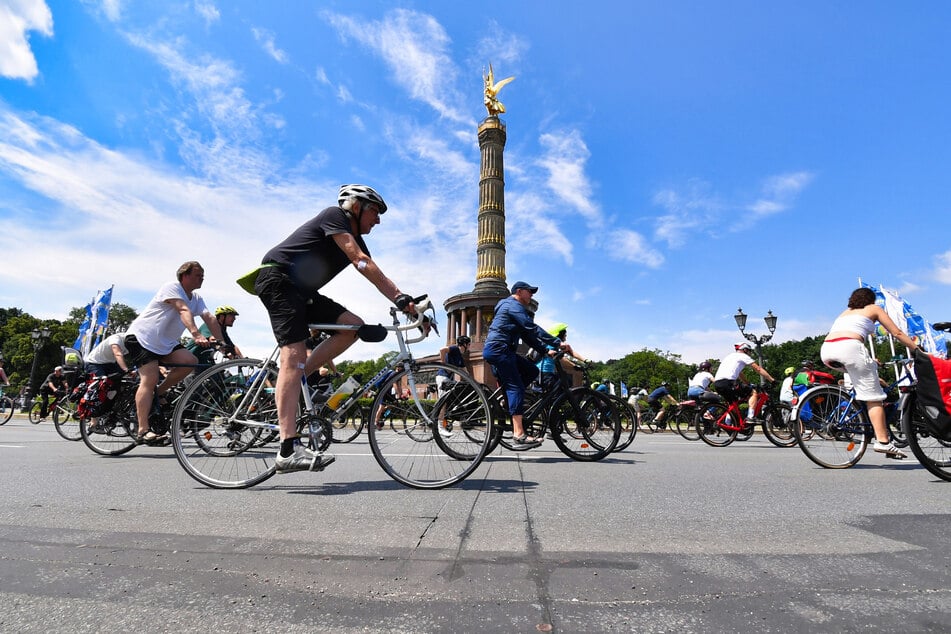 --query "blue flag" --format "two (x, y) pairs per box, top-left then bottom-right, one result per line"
(73, 300), (93, 352)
